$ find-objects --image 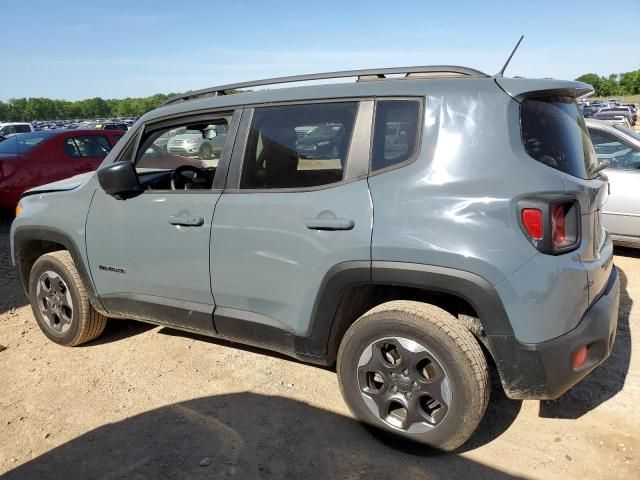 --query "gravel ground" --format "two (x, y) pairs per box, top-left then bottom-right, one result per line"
(0, 212), (638, 480)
